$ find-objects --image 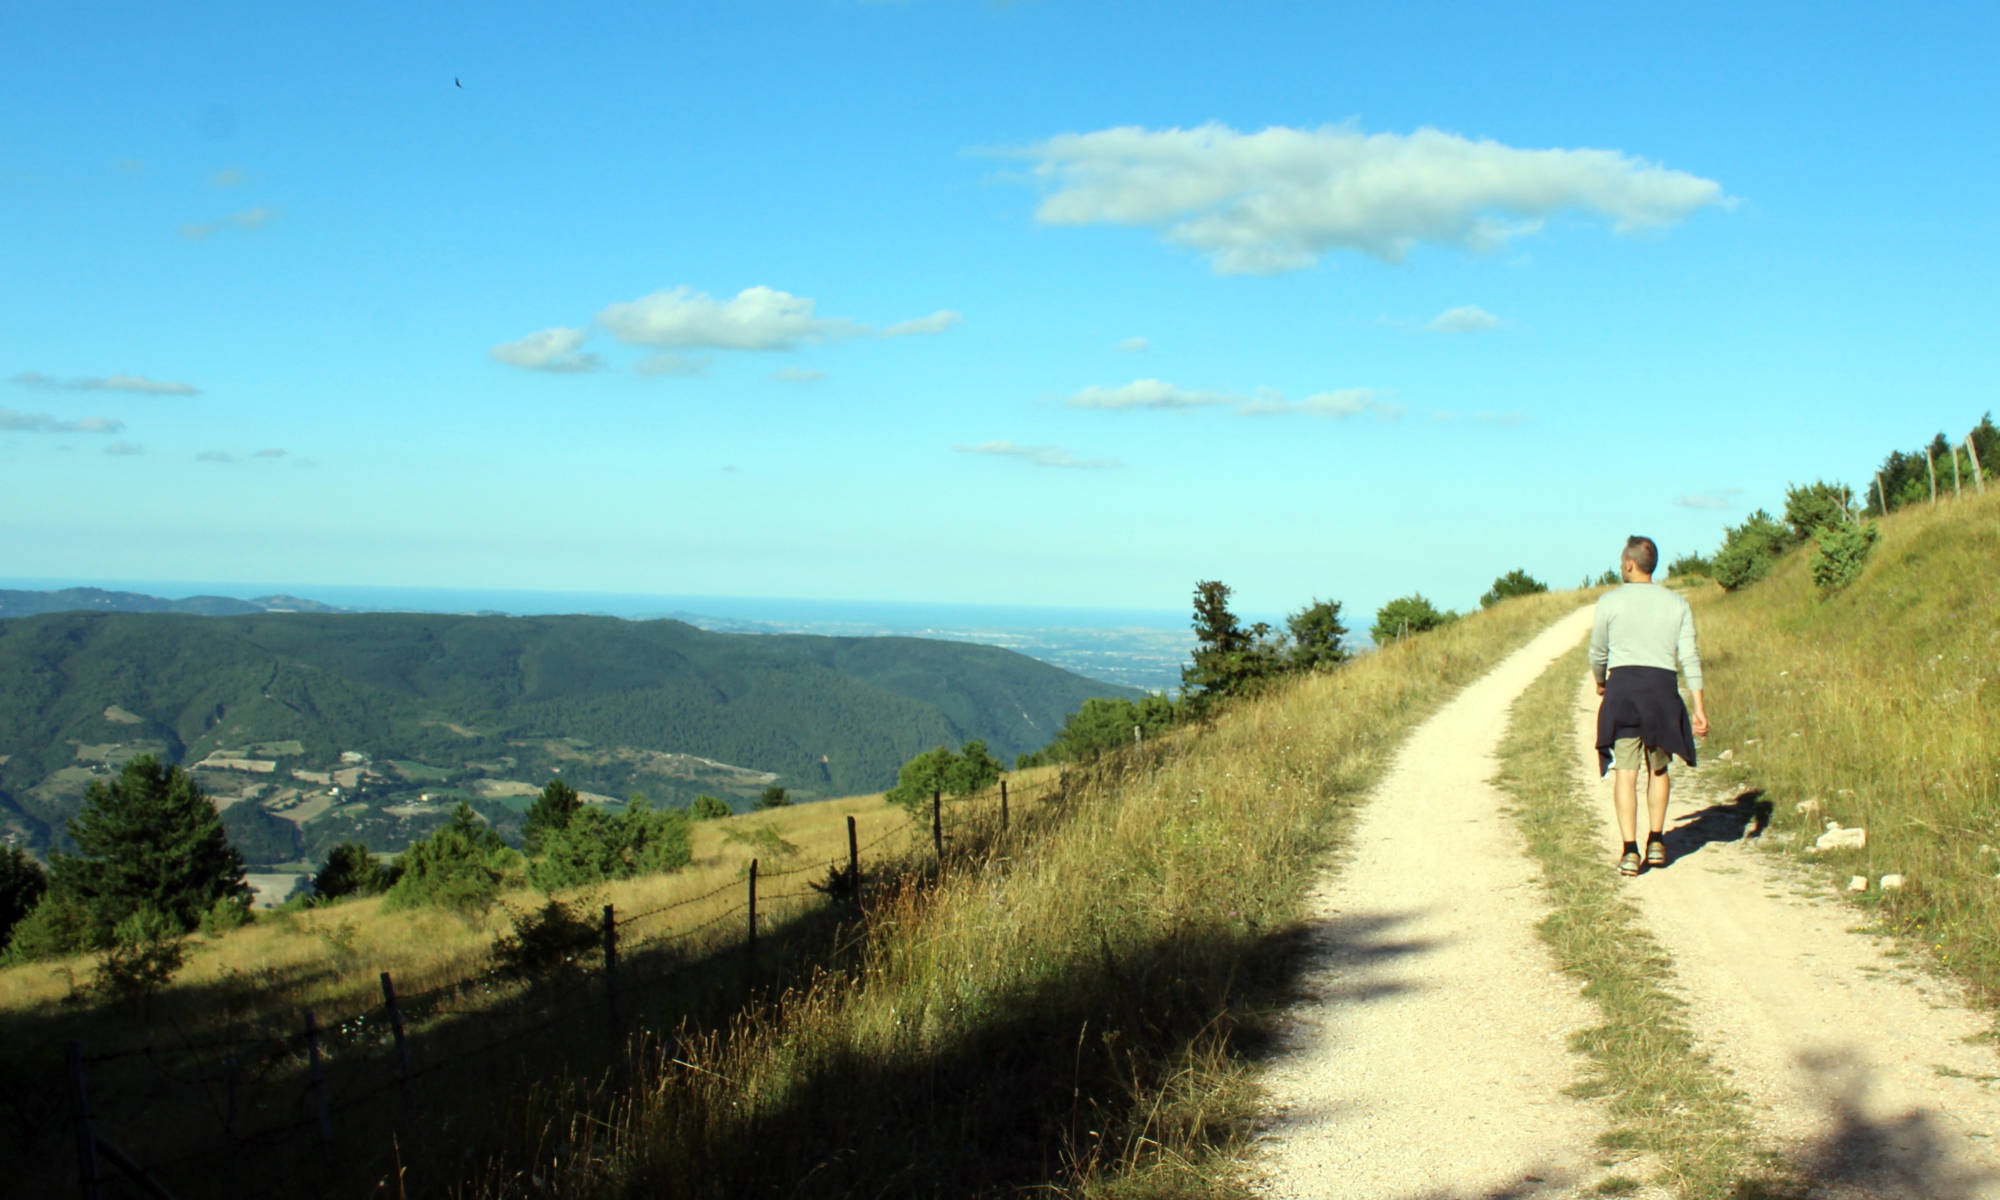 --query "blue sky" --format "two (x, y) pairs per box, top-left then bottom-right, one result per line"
(5, 1), (1995, 624)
